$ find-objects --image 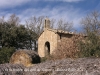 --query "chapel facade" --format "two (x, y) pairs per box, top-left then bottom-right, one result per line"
(38, 18), (76, 57)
